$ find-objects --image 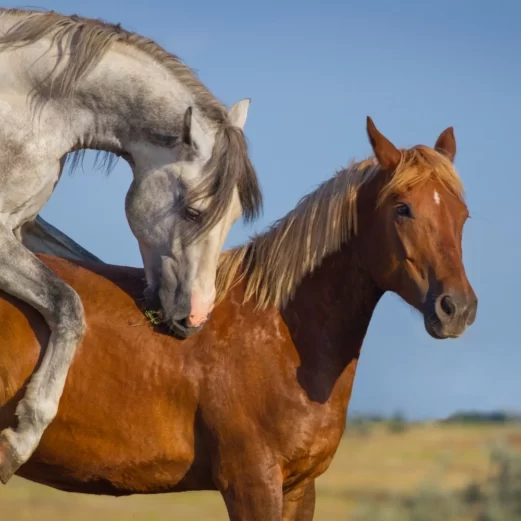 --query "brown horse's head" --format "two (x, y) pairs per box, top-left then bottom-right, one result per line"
(362, 117), (477, 339)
